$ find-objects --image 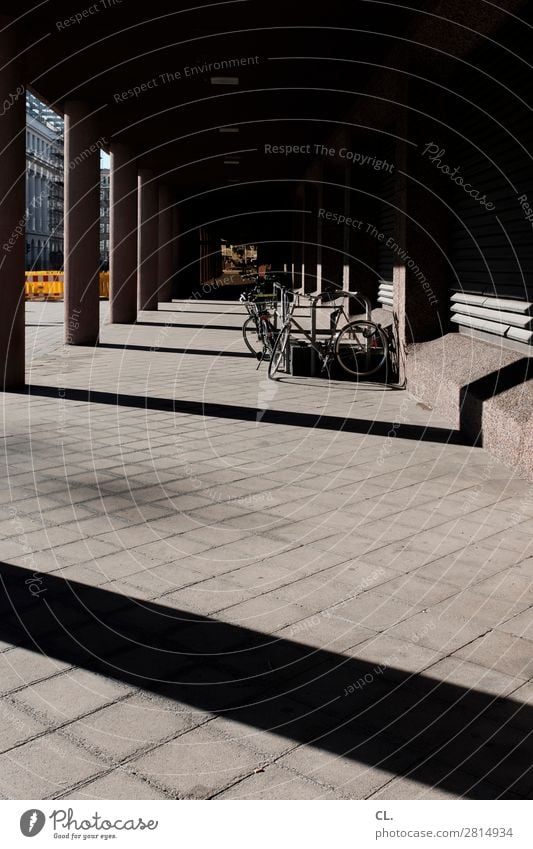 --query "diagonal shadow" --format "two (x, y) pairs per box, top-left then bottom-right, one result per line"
(0, 561), (530, 798)
(98, 343), (252, 360)
(135, 321), (243, 332)
(16, 385), (470, 446)
(459, 359), (533, 447)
